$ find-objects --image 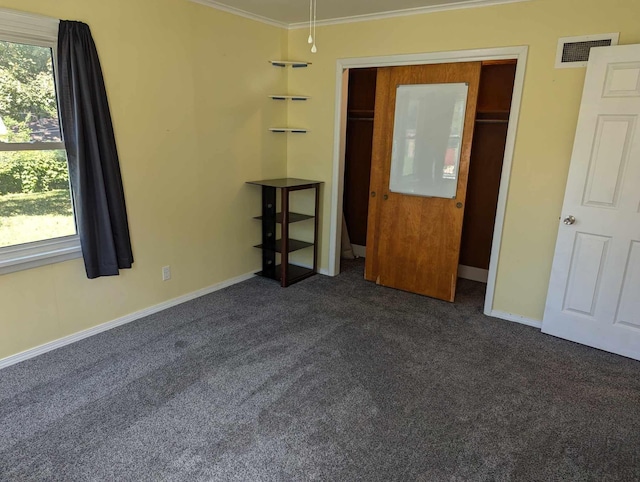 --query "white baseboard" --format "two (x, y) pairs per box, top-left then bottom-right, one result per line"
(0, 270), (258, 370)
(351, 244), (366, 258)
(489, 310), (543, 329)
(458, 265), (489, 283)
(0, 267), (536, 371)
